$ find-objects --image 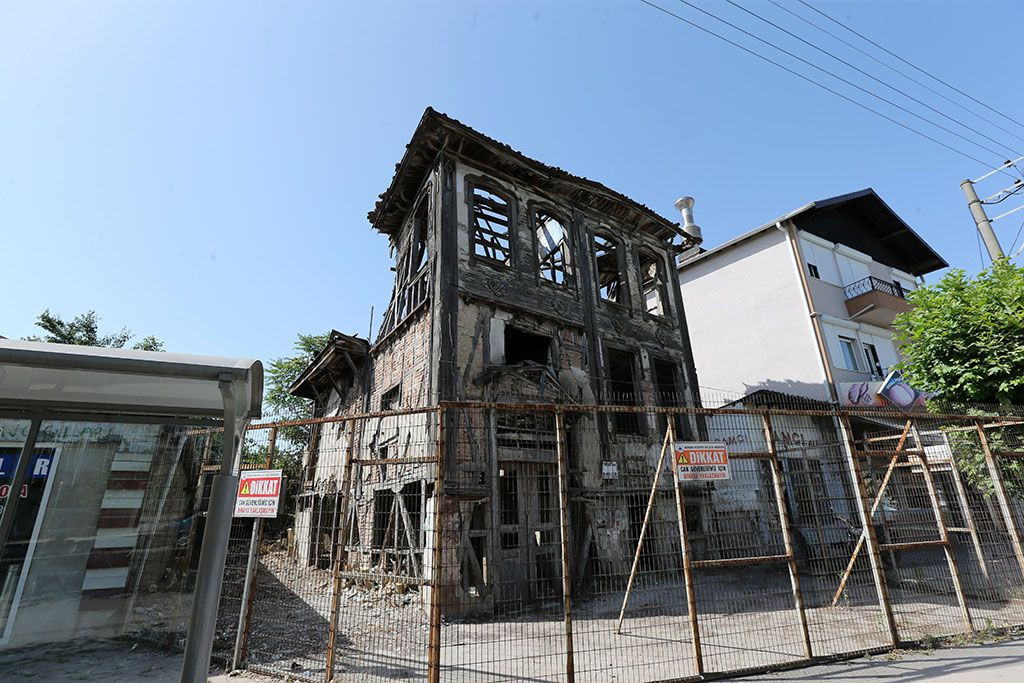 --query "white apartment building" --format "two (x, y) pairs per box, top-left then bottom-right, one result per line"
(678, 189), (947, 405)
